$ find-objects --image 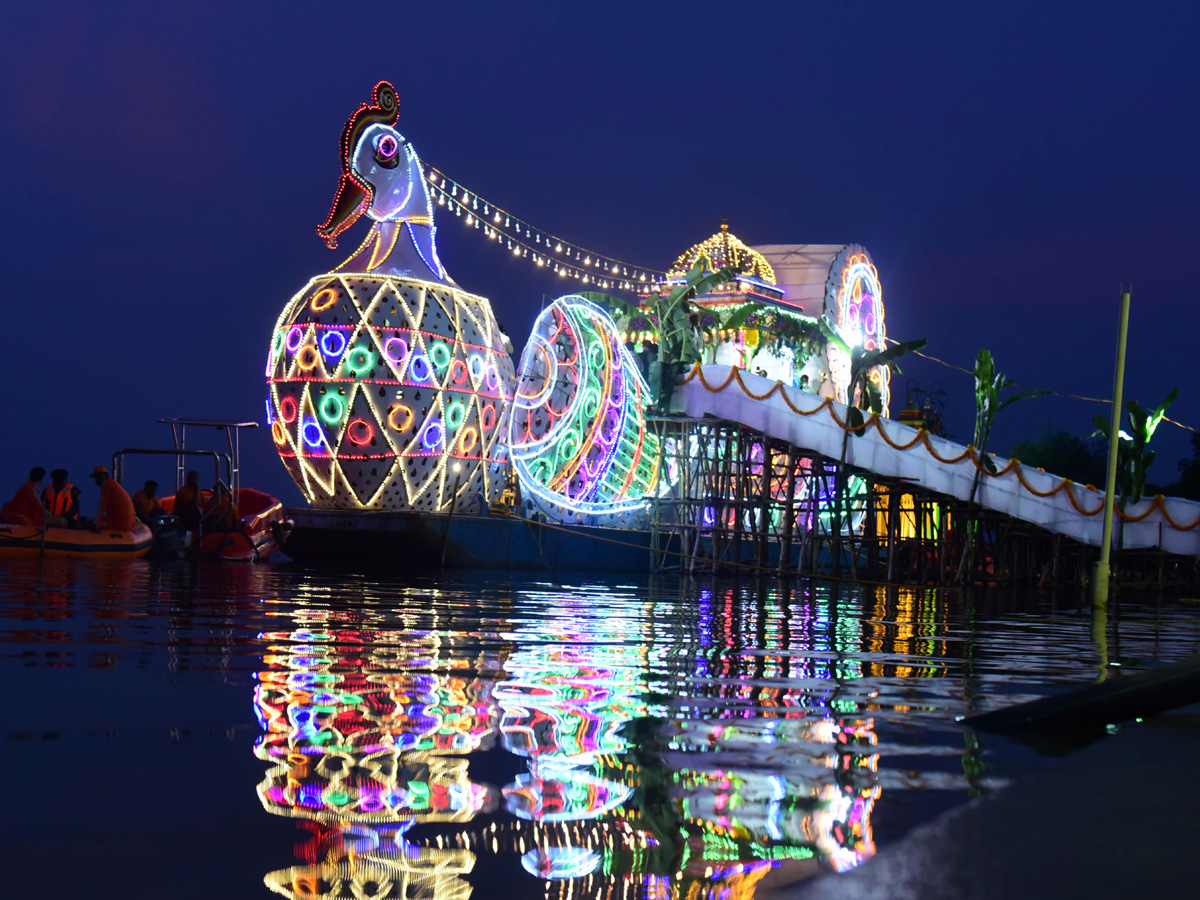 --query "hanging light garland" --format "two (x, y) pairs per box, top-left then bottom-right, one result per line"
(420, 160), (668, 292)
